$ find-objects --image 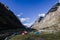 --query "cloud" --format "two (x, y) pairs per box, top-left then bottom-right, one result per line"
(20, 18), (34, 27)
(59, 0), (60, 3)
(24, 22), (34, 27)
(16, 12), (23, 17)
(17, 15), (21, 17)
(20, 18), (30, 22)
(38, 13), (45, 17)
